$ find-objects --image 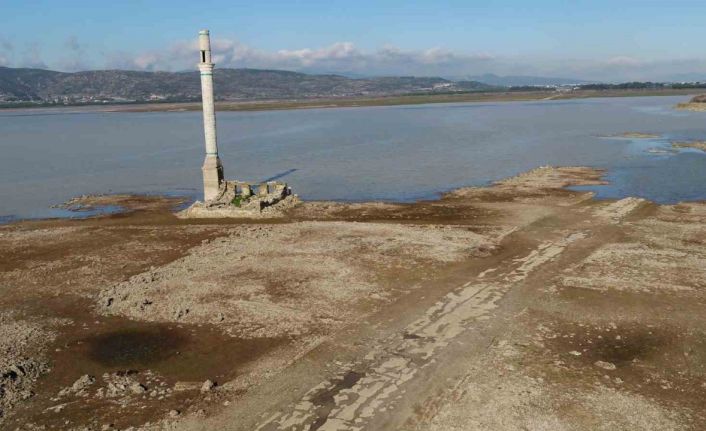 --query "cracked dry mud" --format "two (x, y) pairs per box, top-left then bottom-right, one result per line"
(1, 166), (705, 430)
